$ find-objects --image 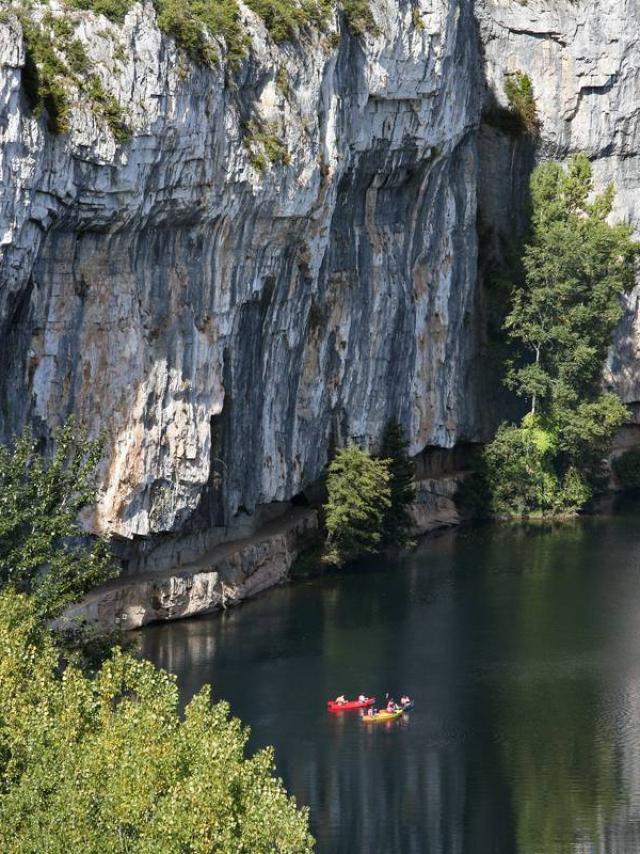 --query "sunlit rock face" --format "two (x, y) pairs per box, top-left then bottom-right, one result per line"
(0, 0), (485, 541)
(475, 0), (640, 411)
